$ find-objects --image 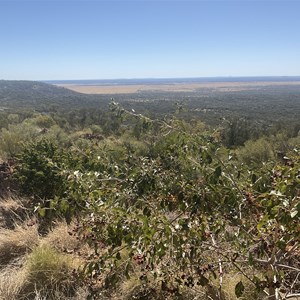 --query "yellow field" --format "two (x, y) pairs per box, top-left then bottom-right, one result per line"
(56, 81), (300, 94)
